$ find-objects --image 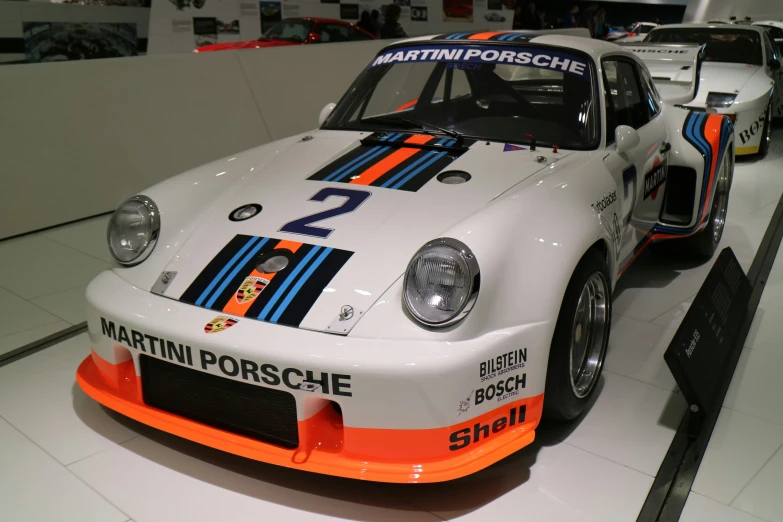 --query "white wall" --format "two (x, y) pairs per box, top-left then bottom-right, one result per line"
(0, 39), (387, 239)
